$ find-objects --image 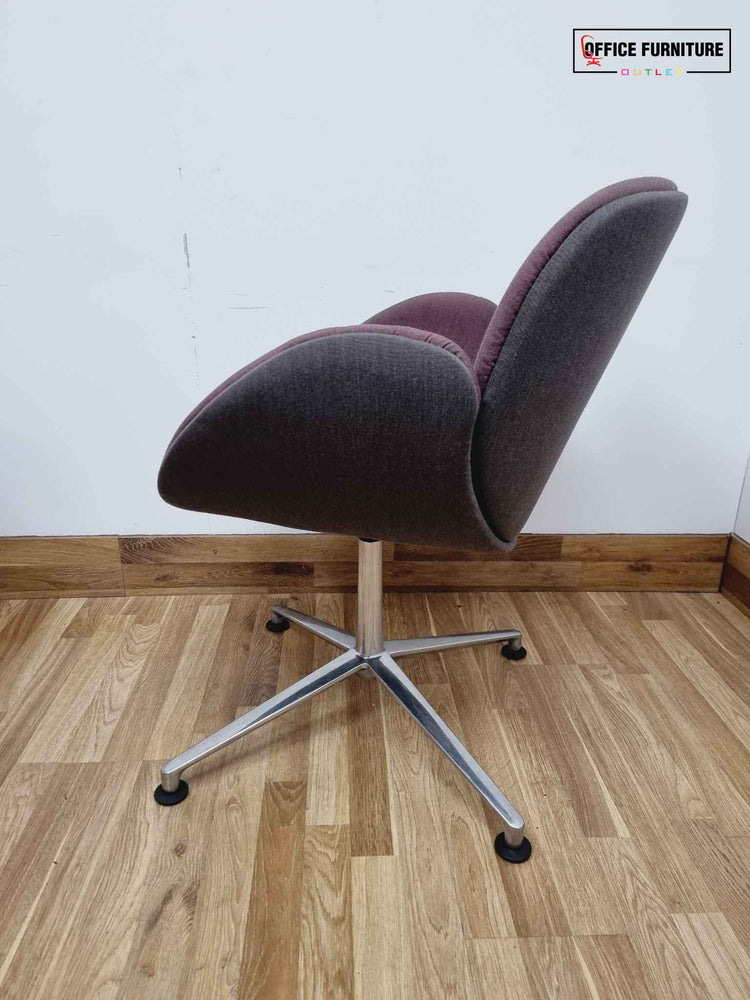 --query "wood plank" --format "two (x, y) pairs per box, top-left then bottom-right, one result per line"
(509, 591), (591, 664)
(646, 620), (750, 752)
(0, 564), (126, 599)
(19, 617), (135, 763)
(306, 594), (350, 826)
(480, 592), (545, 686)
(0, 535), (122, 566)
(389, 560), (582, 592)
(596, 837), (708, 1000)
(113, 758), (221, 999)
(519, 664), (628, 838)
(435, 592), (535, 714)
(0, 637), (84, 776)
(705, 590), (750, 638)
(0, 597), (85, 711)
(102, 596), (201, 761)
(500, 702), (628, 938)
(240, 594), (283, 706)
(190, 595), (258, 738)
(14, 763), (162, 999)
(680, 826), (750, 963)
(578, 560), (723, 591)
(120, 533), (364, 564)
(0, 761), (140, 998)
(0, 599), (57, 667)
(347, 674), (393, 857)
(624, 673), (750, 836)
(467, 940), (535, 999)
(120, 594), (176, 625)
(727, 534), (750, 578)
(384, 591), (448, 685)
(418, 683), (516, 940)
(573, 934), (655, 1000)
(0, 763), (85, 989)
(394, 534), (564, 561)
(0, 536), (124, 599)
(238, 780), (307, 999)
(0, 763), (58, 871)
(0, 599), (25, 635)
(519, 936), (596, 1000)
(672, 912), (750, 1000)
(351, 857), (406, 1000)
(377, 677), (472, 994)
(665, 593), (750, 702)
(722, 564), (750, 618)
(58, 620), (160, 762)
(317, 560), (583, 591)
(62, 596), (131, 638)
(624, 590), (672, 621)
(563, 662), (717, 915)
(145, 602), (230, 760)
(178, 734), (270, 999)
(122, 560), (315, 595)
(297, 825), (353, 999)
(264, 595), (316, 782)
(636, 625), (750, 816)
(562, 533), (728, 562)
